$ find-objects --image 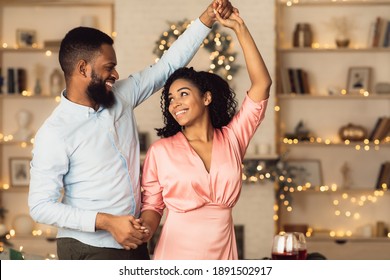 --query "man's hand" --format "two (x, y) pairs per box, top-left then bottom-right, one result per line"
(96, 213), (146, 250)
